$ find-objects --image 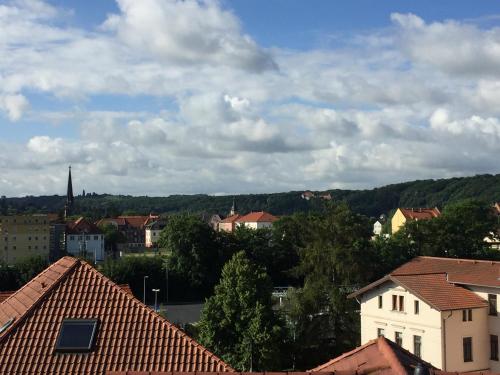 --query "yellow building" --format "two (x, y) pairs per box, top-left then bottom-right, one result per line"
(0, 214), (50, 264)
(391, 207), (441, 234)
